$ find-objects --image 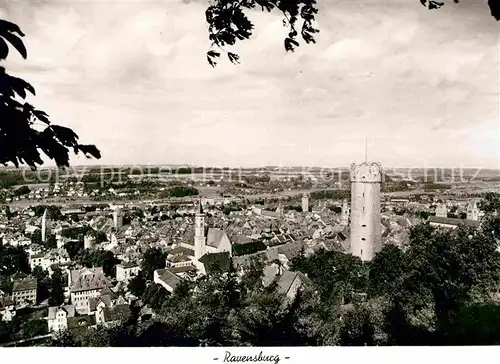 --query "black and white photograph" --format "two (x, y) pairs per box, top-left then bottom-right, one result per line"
(0, 0), (499, 353)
